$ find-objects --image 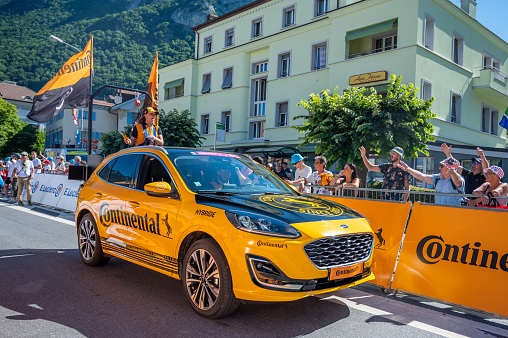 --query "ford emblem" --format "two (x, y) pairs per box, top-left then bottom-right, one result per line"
(340, 224), (349, 229)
